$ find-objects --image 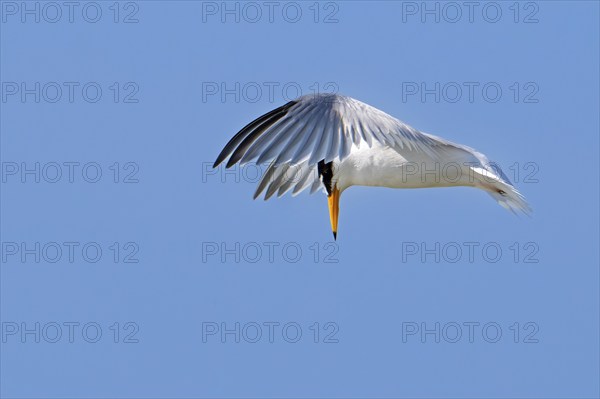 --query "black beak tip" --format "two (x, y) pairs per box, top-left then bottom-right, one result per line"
(333, 231), (337, 240)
